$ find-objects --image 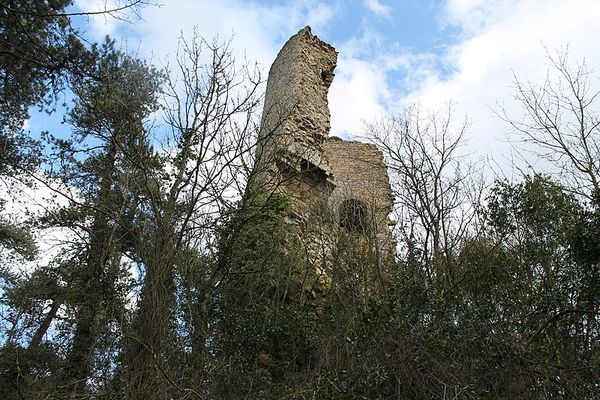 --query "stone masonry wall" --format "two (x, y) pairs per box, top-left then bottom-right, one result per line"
(254, 26), (394, 259)
(254, 26), (337, 212)
(323, 138), (394, 252)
